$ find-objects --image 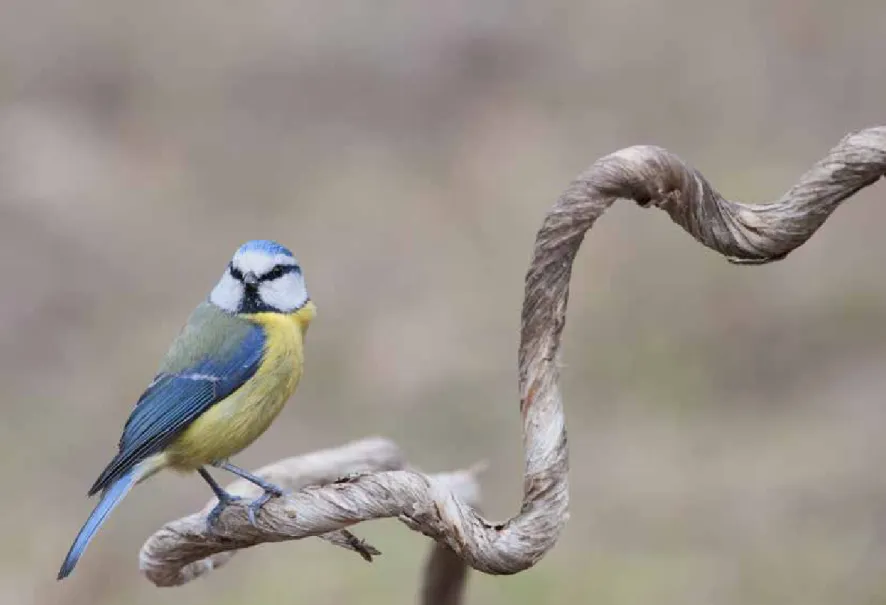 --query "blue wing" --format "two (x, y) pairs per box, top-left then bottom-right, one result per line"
(88, 322), (266, 496)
